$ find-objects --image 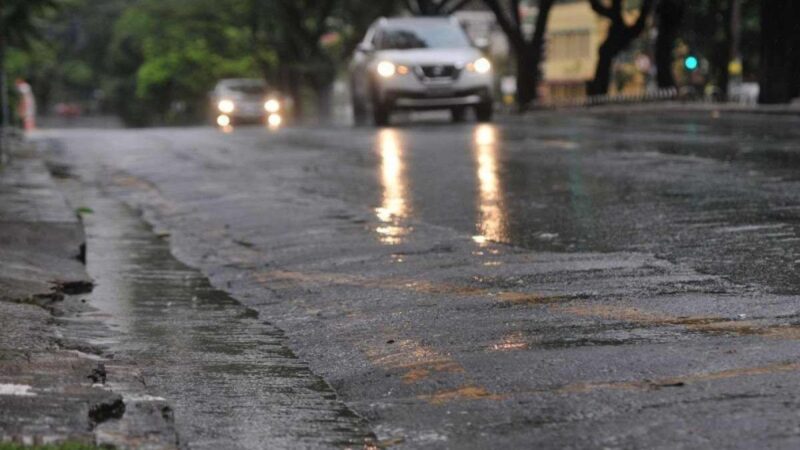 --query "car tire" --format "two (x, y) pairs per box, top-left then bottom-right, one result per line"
(475, 102), (493, 122)
(451, 107), (467, 123)
(373, 102), (390, 126)
(352, 96), (368, 126)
